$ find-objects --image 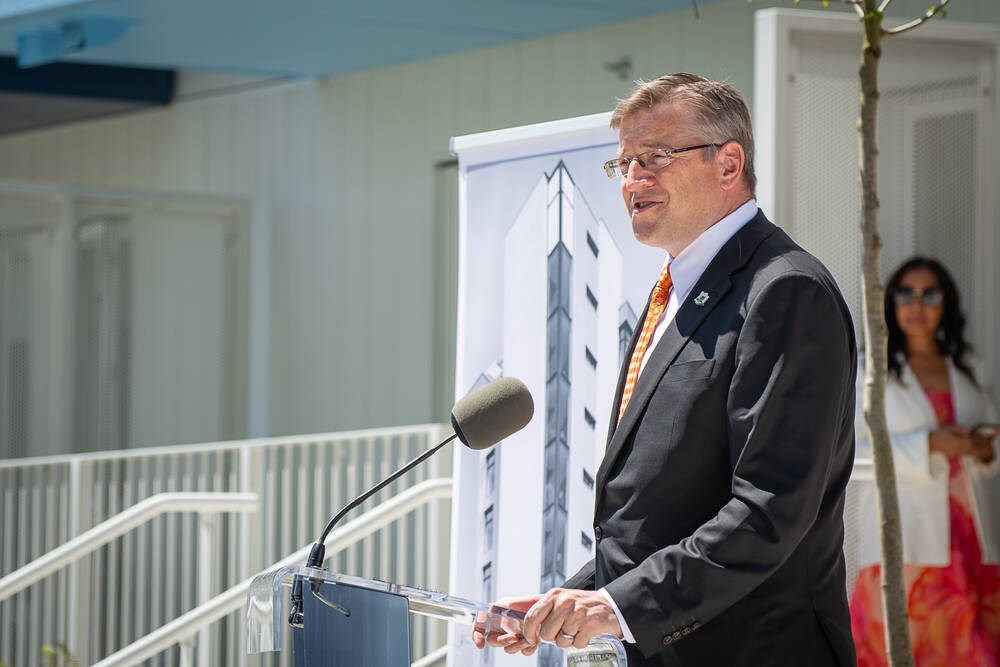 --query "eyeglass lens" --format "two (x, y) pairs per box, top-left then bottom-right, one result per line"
(606, 150), (667, 177)
(894, 287), (943, 306)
